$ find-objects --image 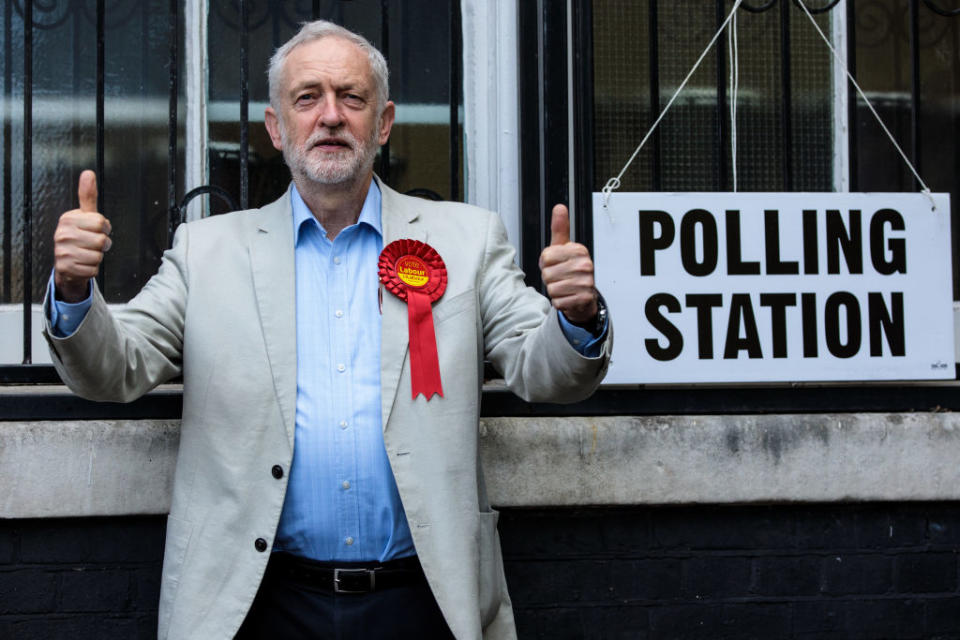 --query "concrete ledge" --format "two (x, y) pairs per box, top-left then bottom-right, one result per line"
(3, 413), (960, 518)
(1, 421), (179, 518)
(480, 414), (960, 506)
